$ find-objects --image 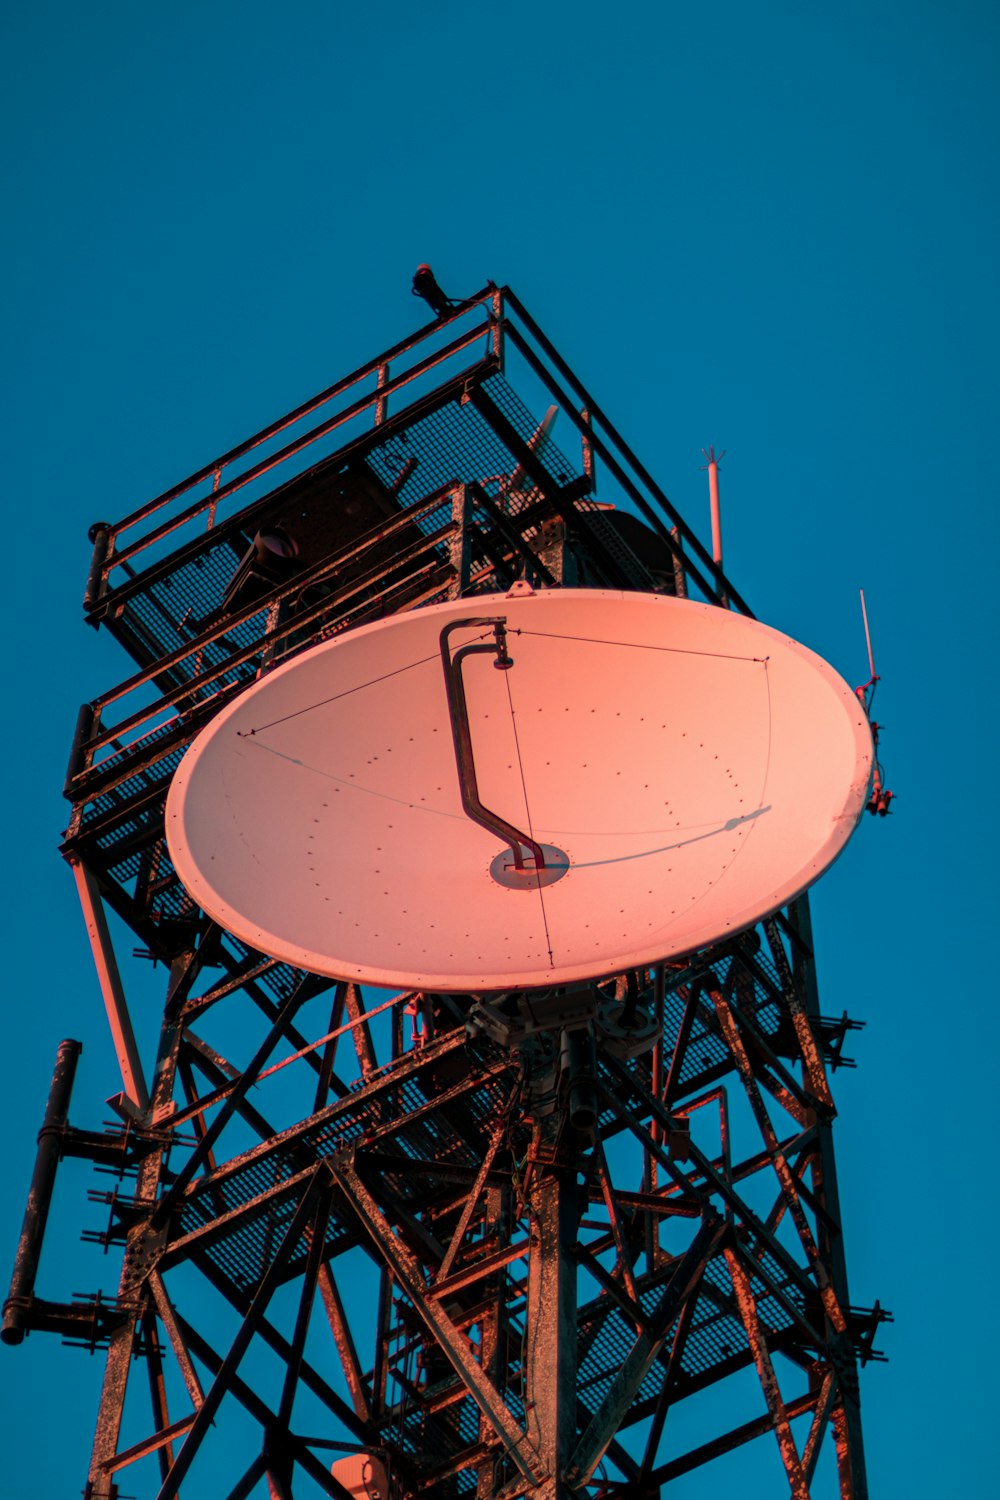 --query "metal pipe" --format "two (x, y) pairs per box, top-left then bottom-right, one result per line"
(706, 447), (723, 567)
(701, 446), (728, 608)
(560, 1026), (597, 1131)
(439, 617), (546, 871)
(2, 1039), (82, 1344)
(63, 700), (96, 796)
(83, 522), (111, 615)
